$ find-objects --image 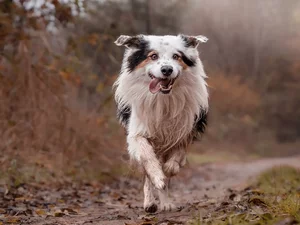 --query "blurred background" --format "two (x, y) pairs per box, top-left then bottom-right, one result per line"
(1, 0), (300, 185)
